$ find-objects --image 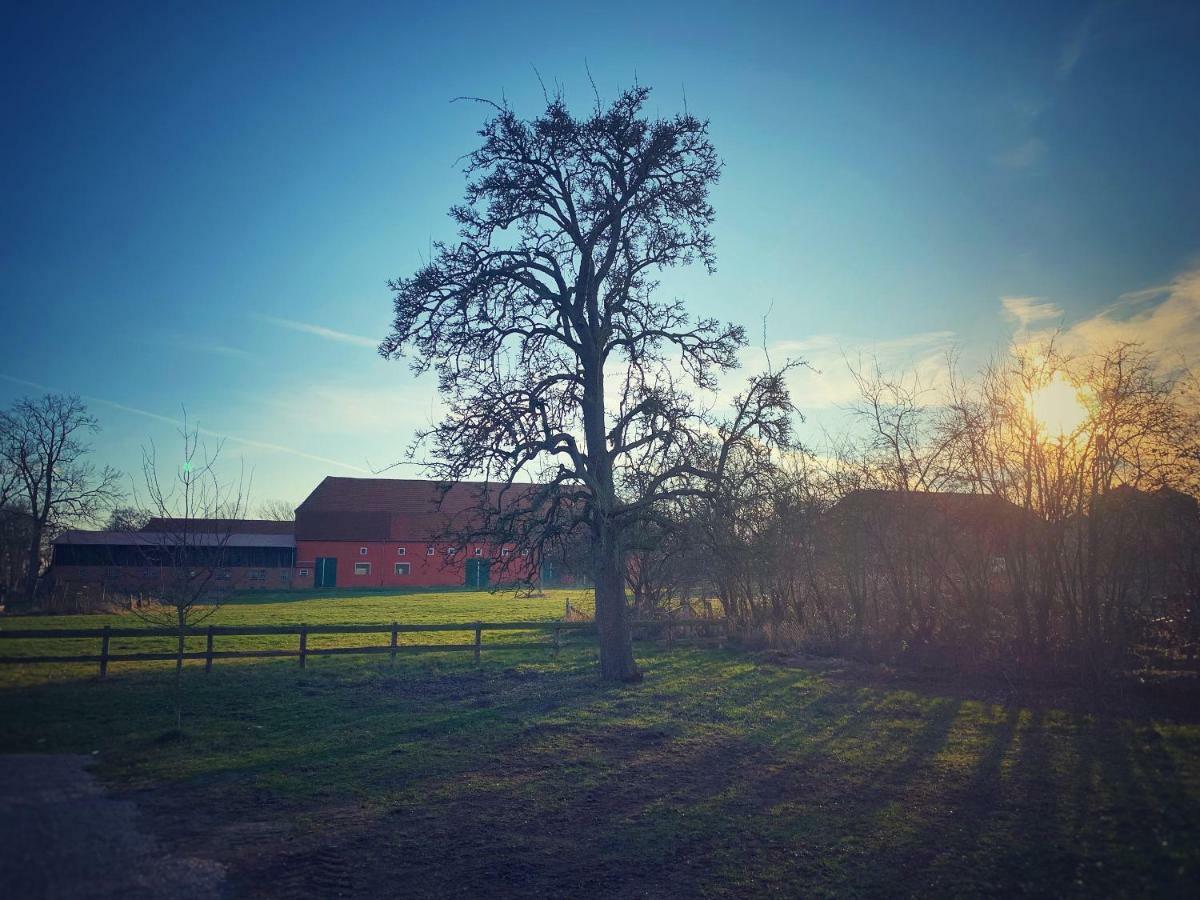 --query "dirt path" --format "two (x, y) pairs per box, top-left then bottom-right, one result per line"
(0, 755), (226, 899)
